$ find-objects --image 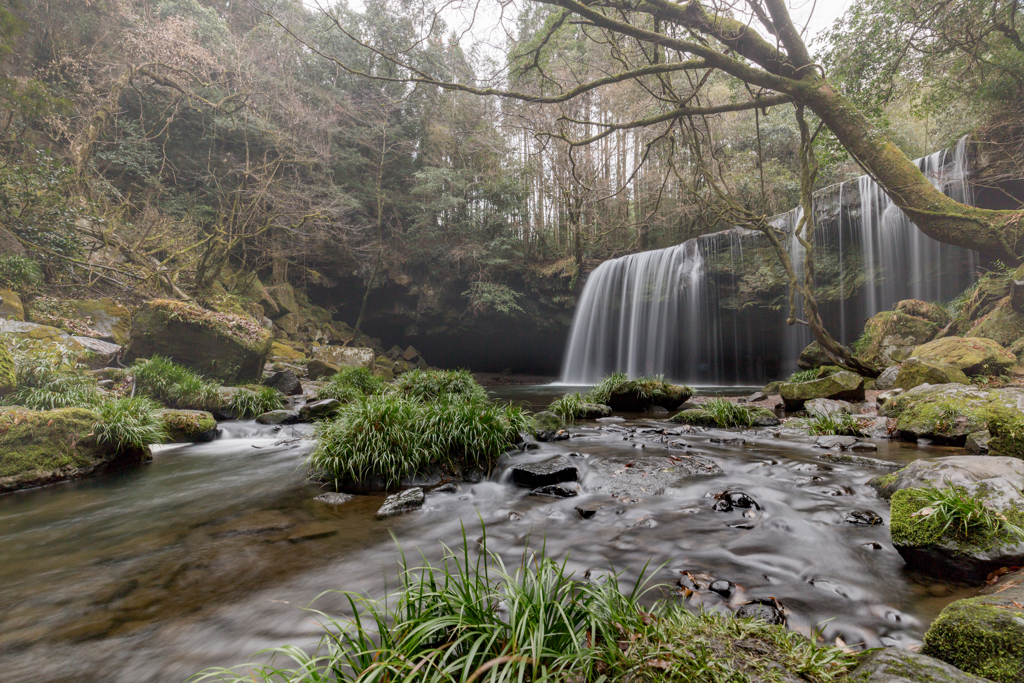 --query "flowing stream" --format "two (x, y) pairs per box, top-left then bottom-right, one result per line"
(561, 138), (979, 385)
(0, 389), (976, 683)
